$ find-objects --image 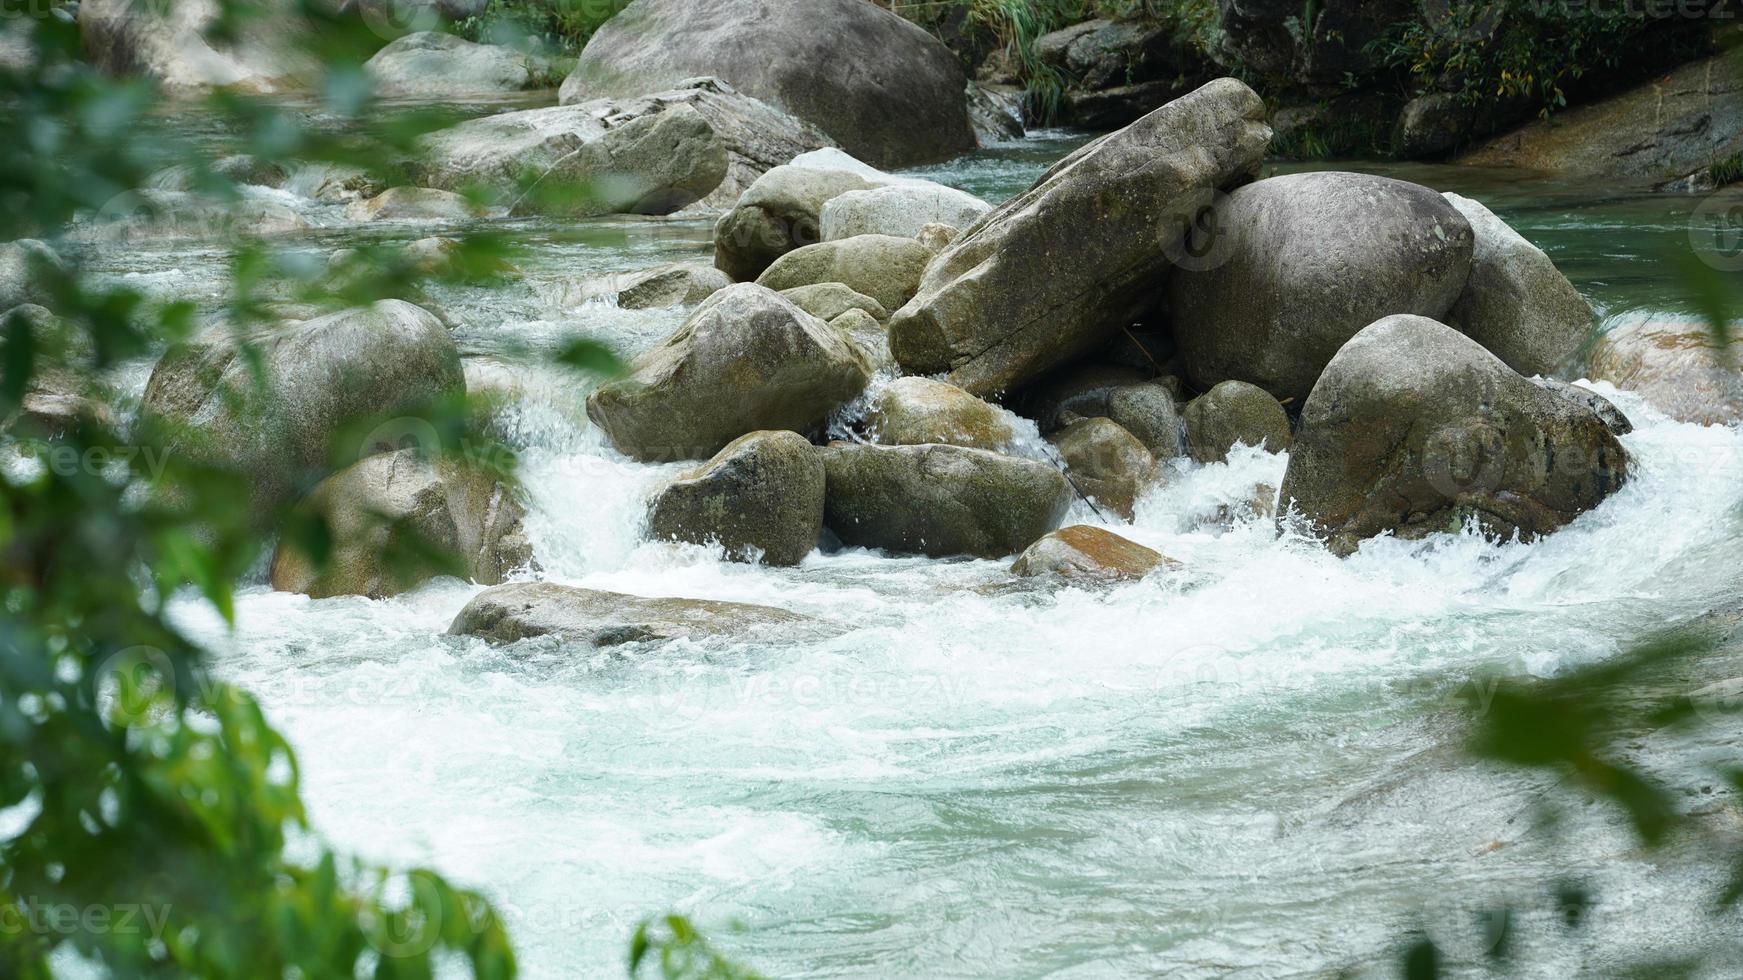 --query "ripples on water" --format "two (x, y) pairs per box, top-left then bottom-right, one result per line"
(82, 120), (1743, 976)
